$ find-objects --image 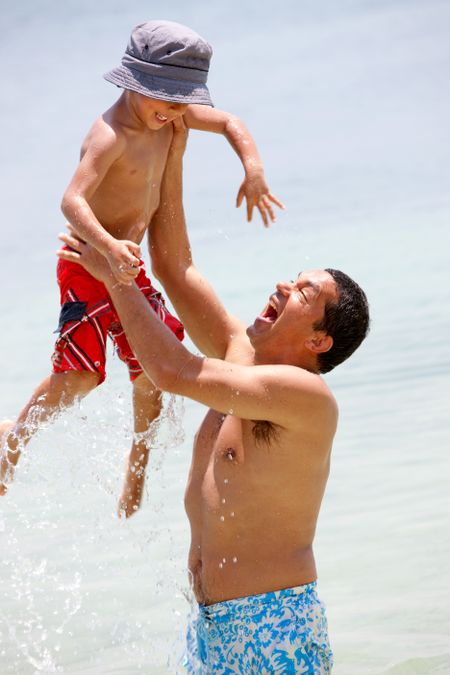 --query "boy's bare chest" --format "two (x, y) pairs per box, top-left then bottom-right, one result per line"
(90, 129), (172, 234)
(113, 128), (172, 185)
